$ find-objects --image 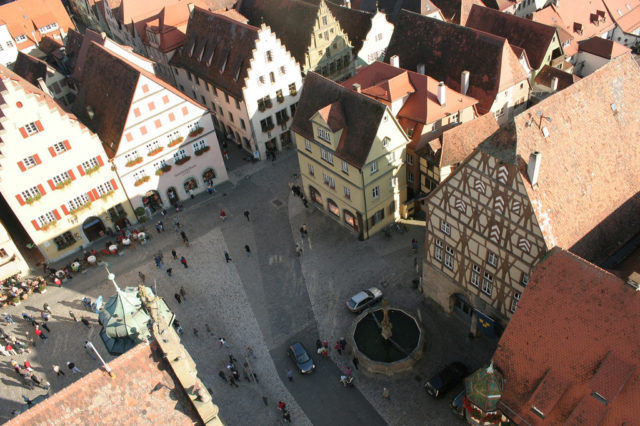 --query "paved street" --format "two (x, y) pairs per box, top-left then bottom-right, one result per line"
(0, 149), (495, 425)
